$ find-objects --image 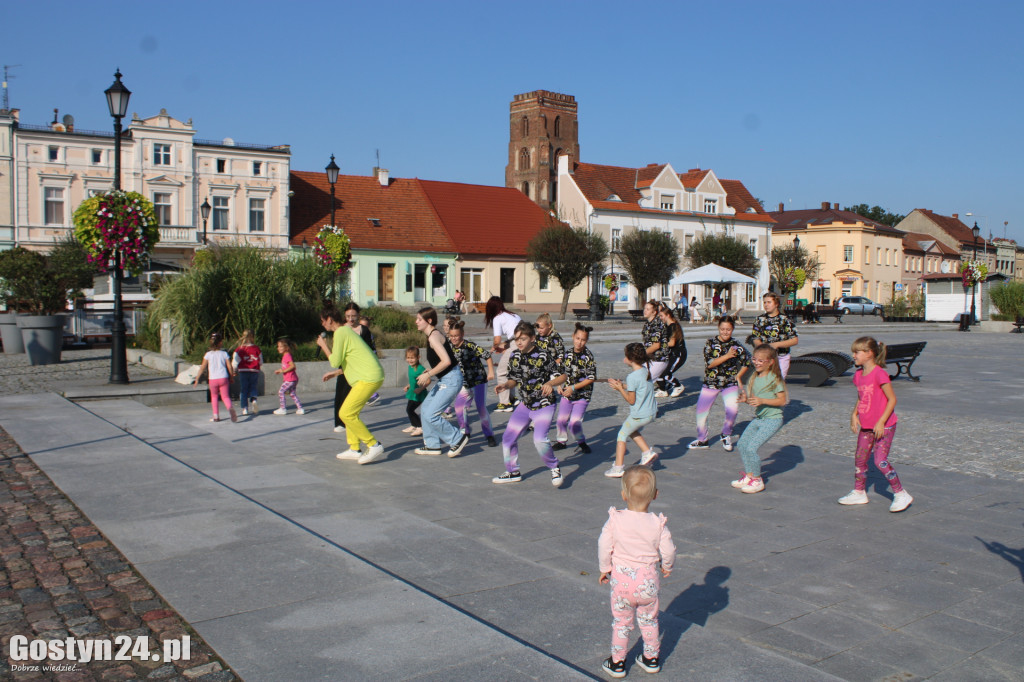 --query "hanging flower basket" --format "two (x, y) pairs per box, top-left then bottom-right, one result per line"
(780, 266), (806, 295)
(960, 260), (988, 289)
(72, 190), (159, 275)
(313, 224), (353, 275)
